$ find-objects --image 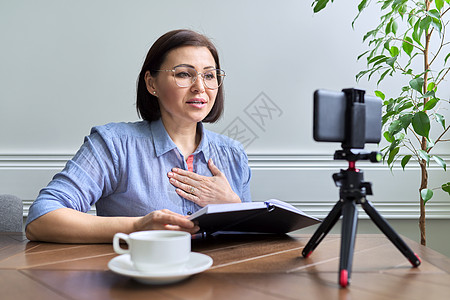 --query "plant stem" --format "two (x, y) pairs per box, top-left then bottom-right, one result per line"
(427, 125), (450, 152)
(419, 155), (427, 246)
(436, 67), (450, 85)
(418, 0), (432, 246)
